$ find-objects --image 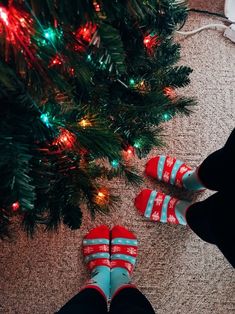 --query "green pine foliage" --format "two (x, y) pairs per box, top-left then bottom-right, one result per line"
(0, 0), (195, 238)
